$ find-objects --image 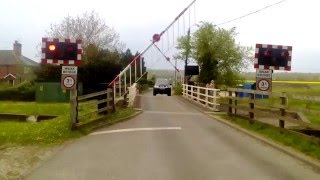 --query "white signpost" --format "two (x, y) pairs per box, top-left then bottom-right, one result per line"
(256, 69), (272, 92)
(61, 66), (77, 90)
